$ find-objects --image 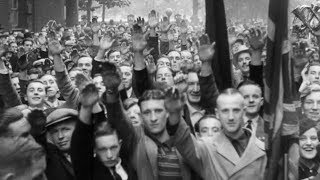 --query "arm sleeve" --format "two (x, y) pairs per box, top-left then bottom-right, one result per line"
(55, 69), (80, 110)
(132, 68), (151, 98)
(199, 74), (219, 114)
(0, 74), (21, 108)
(105, 101), (138, 160)
(70, 120), (94, 180)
